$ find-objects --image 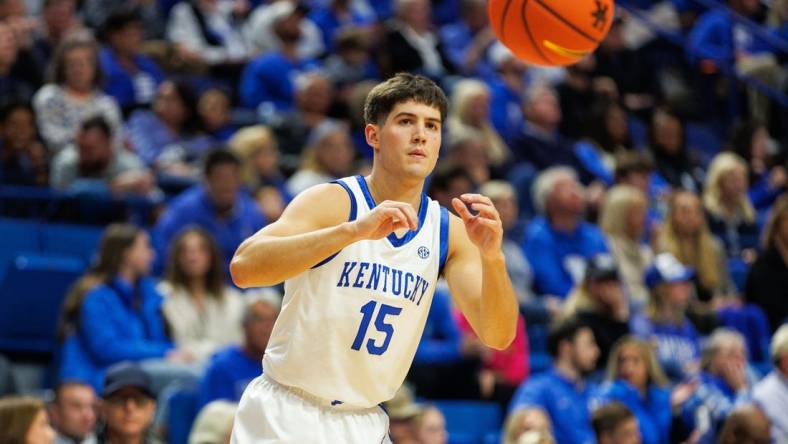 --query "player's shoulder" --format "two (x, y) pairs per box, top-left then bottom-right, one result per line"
(279, 181), (354, 228)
